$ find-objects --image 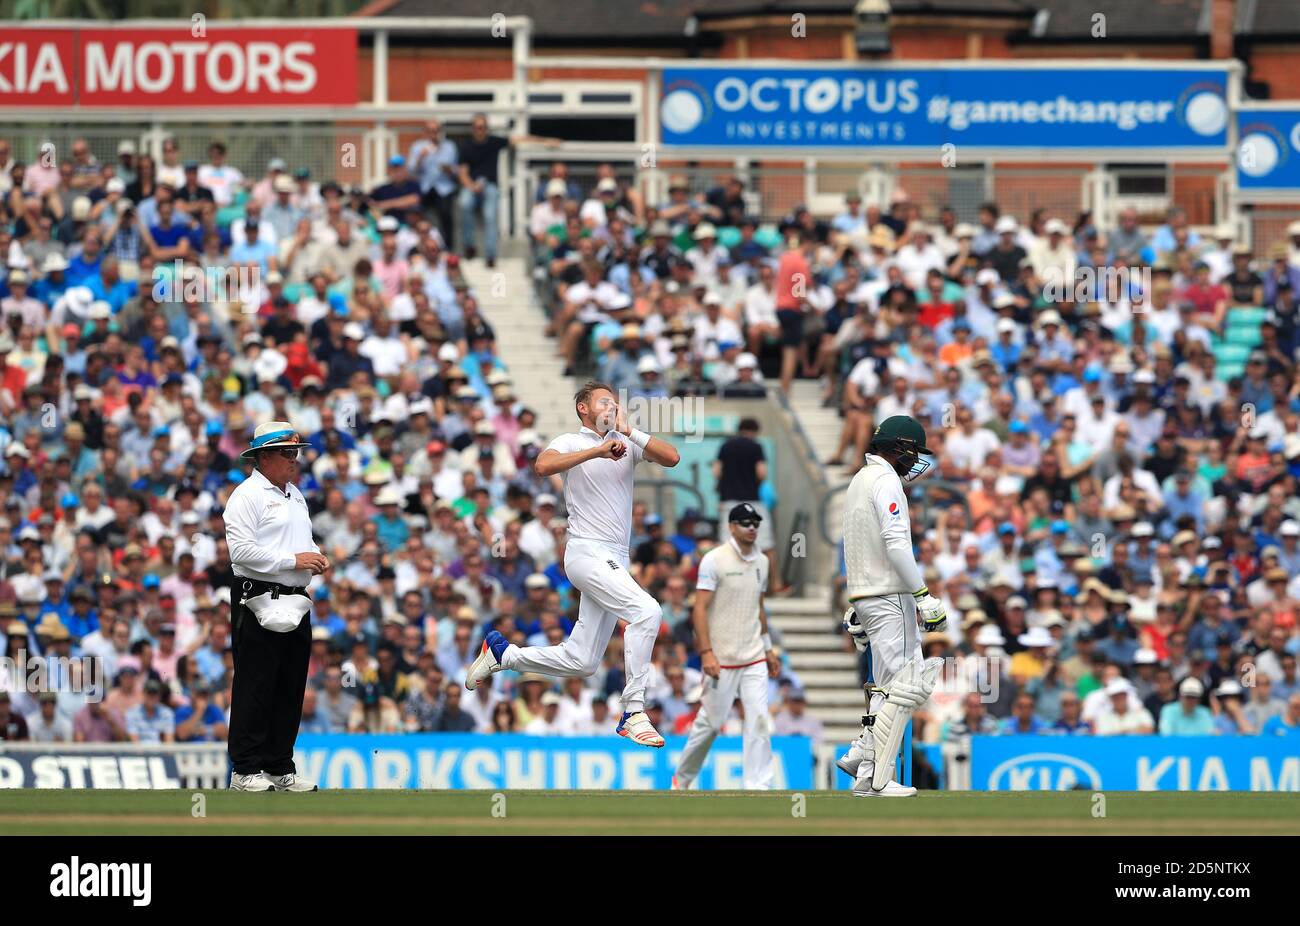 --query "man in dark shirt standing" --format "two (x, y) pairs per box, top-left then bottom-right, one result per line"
(714, 418), (789, 594)
(456, 112), (561, 268)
